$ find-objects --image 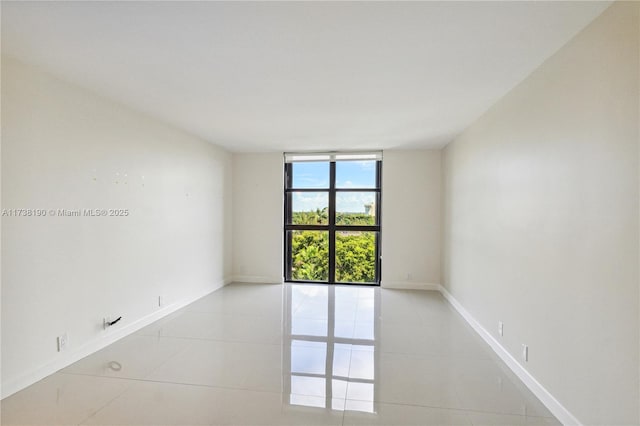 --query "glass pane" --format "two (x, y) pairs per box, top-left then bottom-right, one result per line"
(291, 162), (329, 188)
(336, 192), (376, 225)
(290, 230), (329, 281)
(336, 160), (376, 188)
(291, 192), (328, 225)
(335, 231), (377, 283)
